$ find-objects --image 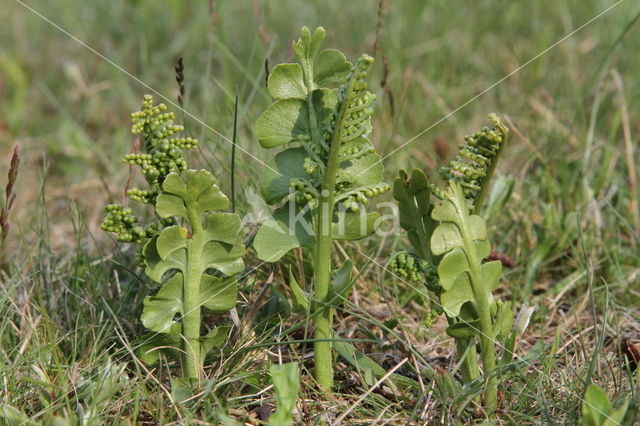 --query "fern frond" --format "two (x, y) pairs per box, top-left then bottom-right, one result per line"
(255, 28), (388, 217)
(333, 55), (375, 144)
(101, 95), (198, 242)
(437, 114), (508, 207)
(127, 95), (198, 204)
(330, 56), (389, 210)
